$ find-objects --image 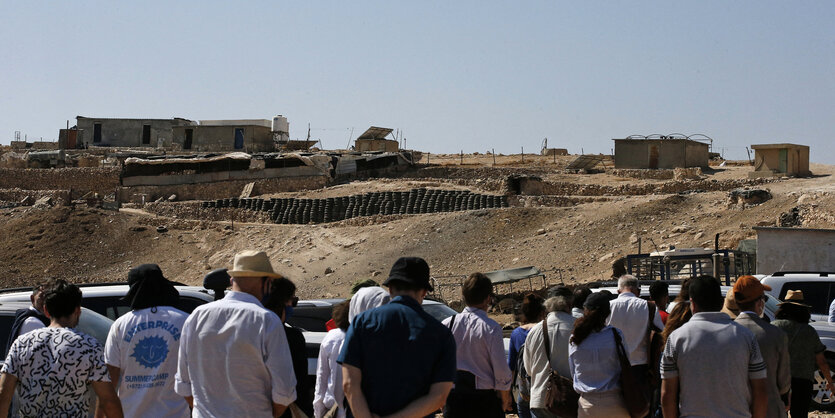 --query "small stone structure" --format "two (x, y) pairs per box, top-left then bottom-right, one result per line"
(727, 188), (772, 206)
(75, 116), (195, 148)
(749, 143), (811, 178)
(613, 138), (709, 169)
